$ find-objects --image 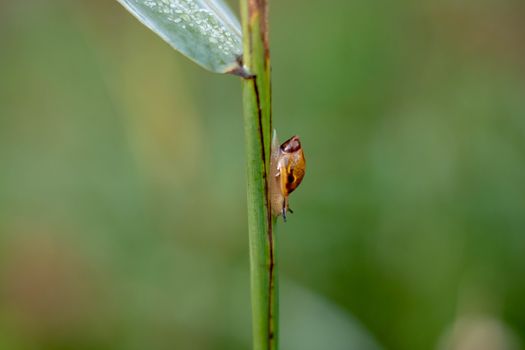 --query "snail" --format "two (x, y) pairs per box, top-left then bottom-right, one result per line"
(270, 130), (306, 221)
